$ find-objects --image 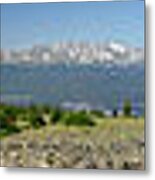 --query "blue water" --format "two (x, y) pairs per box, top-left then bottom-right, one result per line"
(0, 63), (144, 115)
